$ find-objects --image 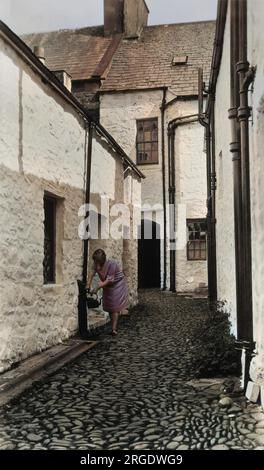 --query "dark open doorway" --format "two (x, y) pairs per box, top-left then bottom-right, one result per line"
(138, 220), (161, 288)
